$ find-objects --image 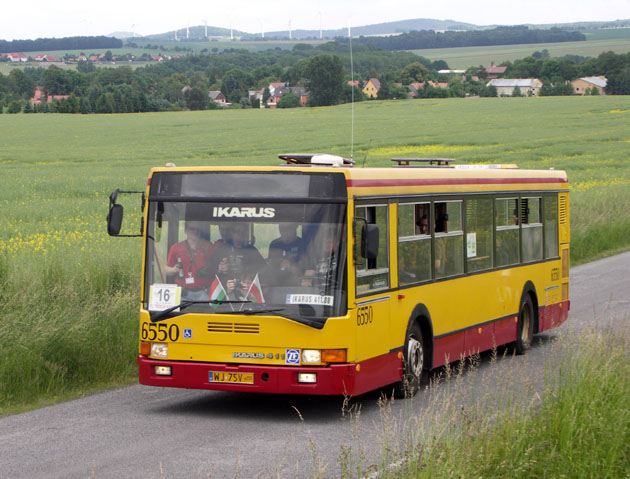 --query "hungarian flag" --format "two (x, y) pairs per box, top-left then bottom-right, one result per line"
(245, 273), (265, 305)
(209, 276), (230, 310)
